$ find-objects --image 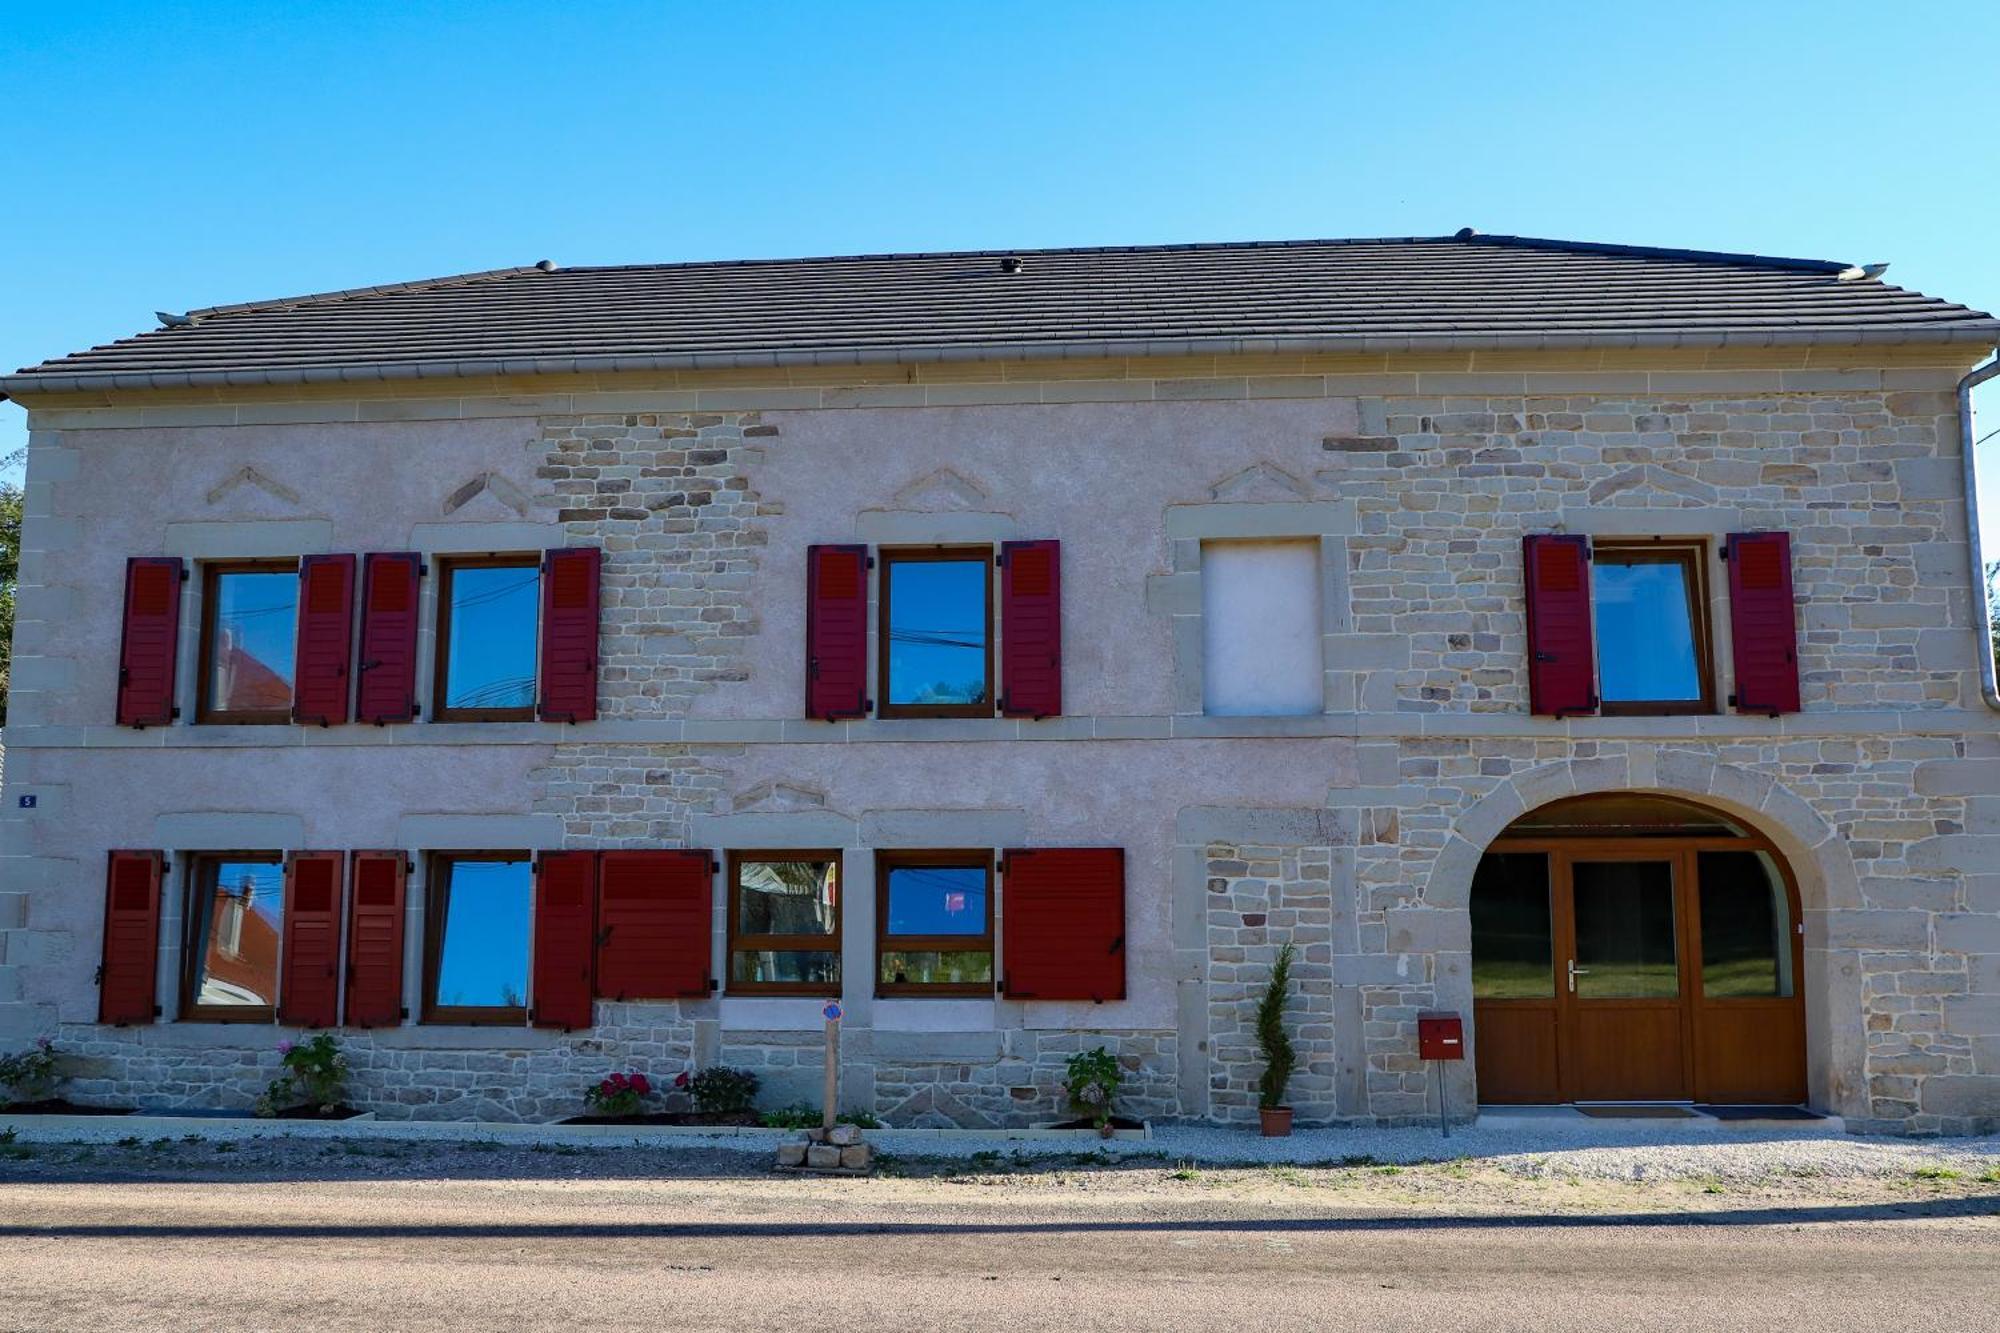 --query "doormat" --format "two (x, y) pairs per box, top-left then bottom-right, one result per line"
(1695, 1105), (1826, 1121)
(1574, 1105), (1700, 1119)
